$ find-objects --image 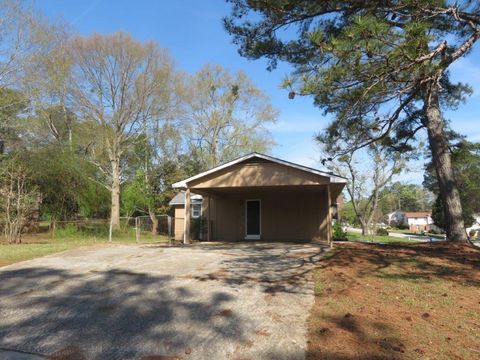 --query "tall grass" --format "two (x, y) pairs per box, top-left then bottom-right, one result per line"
(53, 223), (127, 239)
